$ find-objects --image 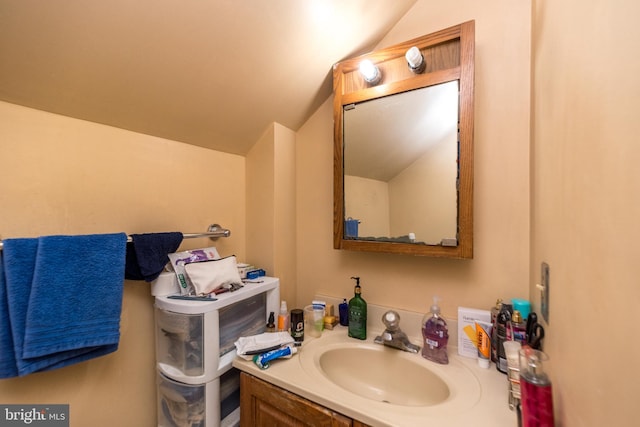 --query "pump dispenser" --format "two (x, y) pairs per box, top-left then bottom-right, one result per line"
(421, 296), (449, 364)
(347, 277), (367, 339)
